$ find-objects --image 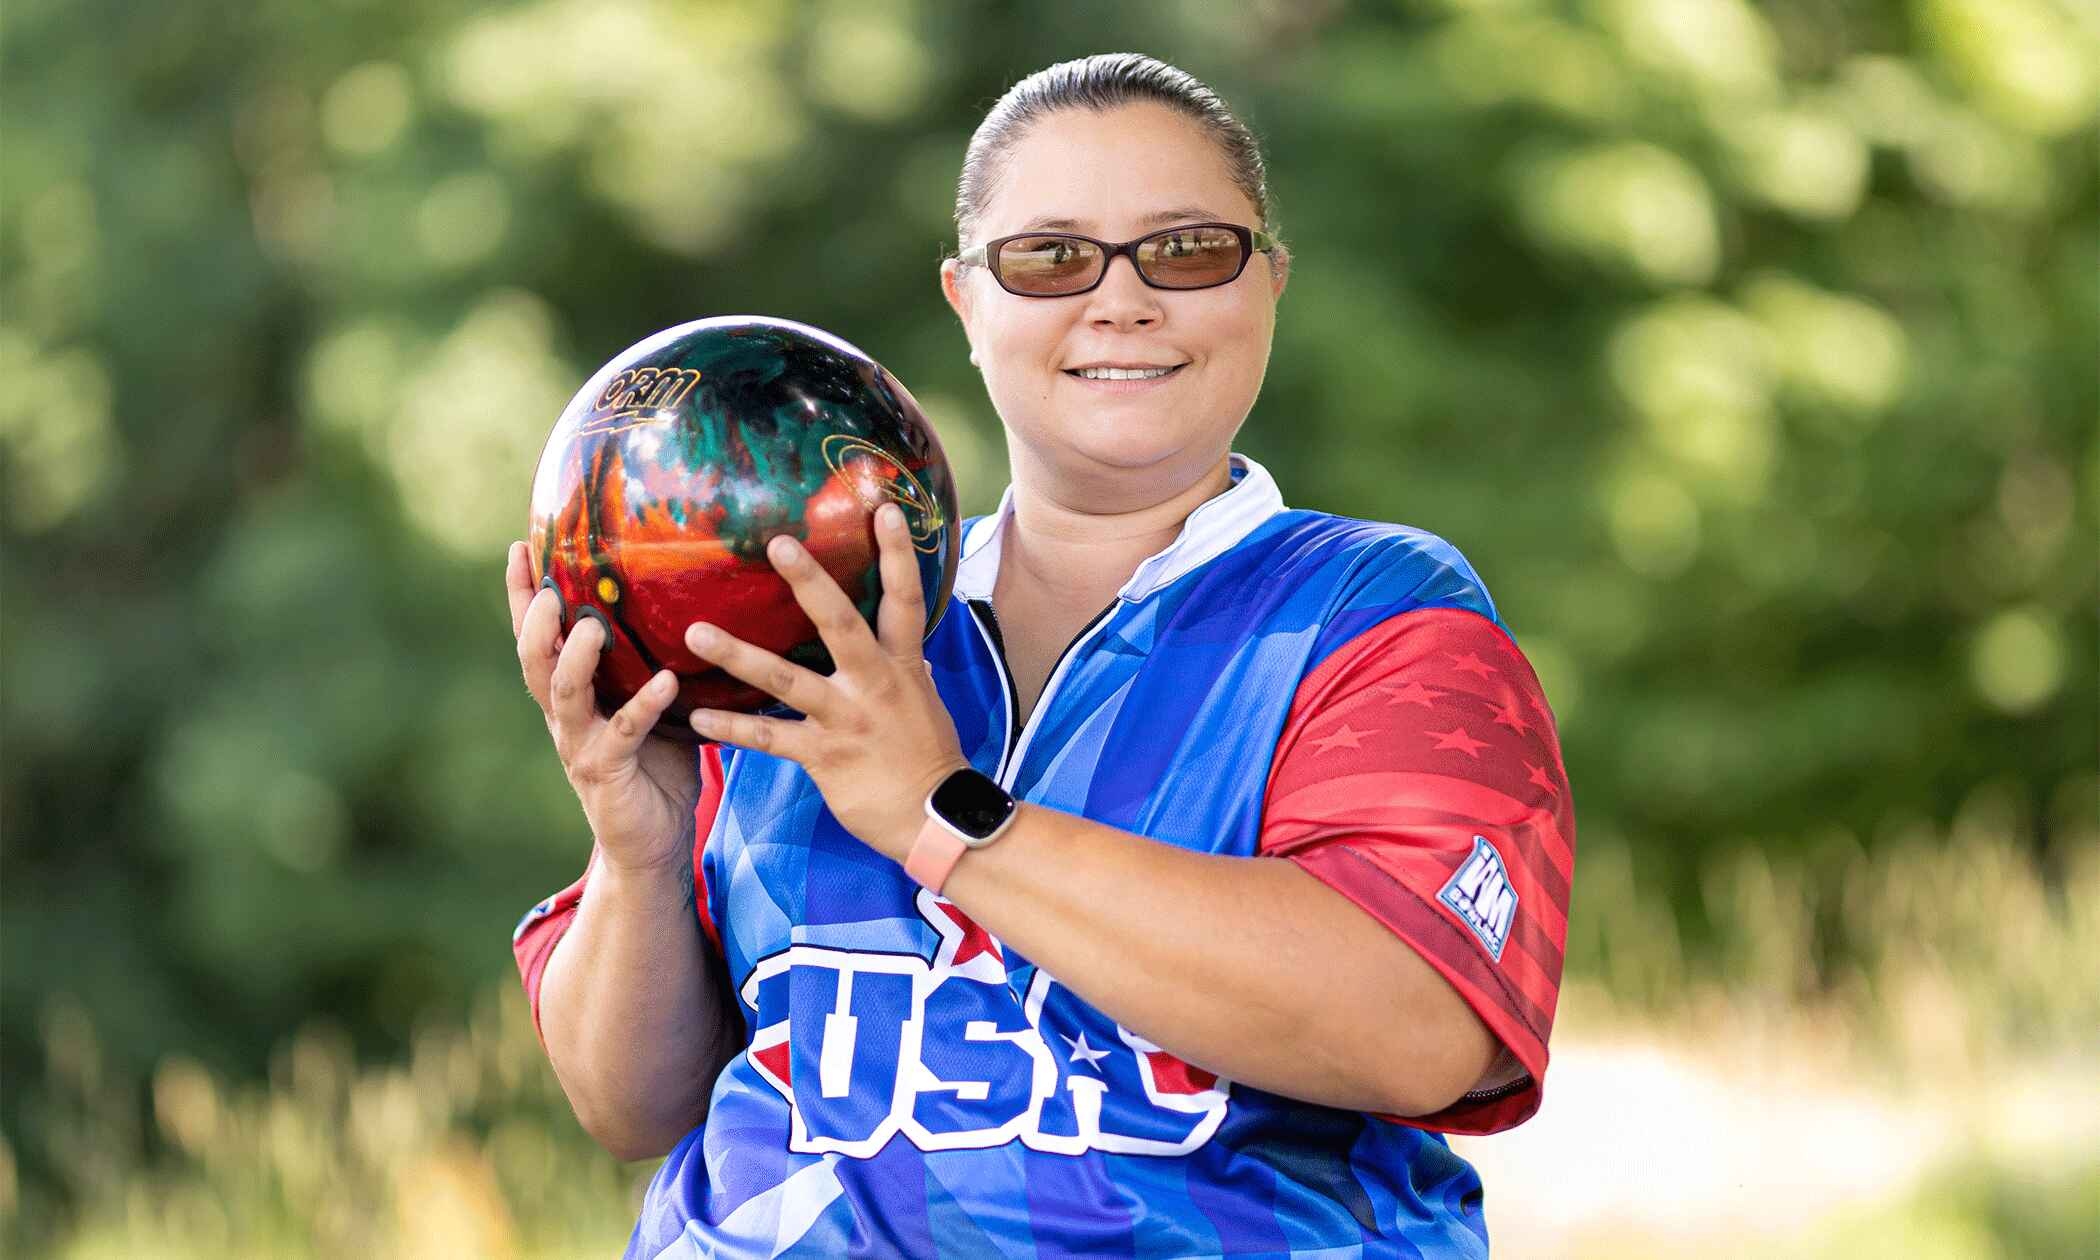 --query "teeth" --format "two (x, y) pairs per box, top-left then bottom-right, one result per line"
(1074, 365), (1177, 380)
